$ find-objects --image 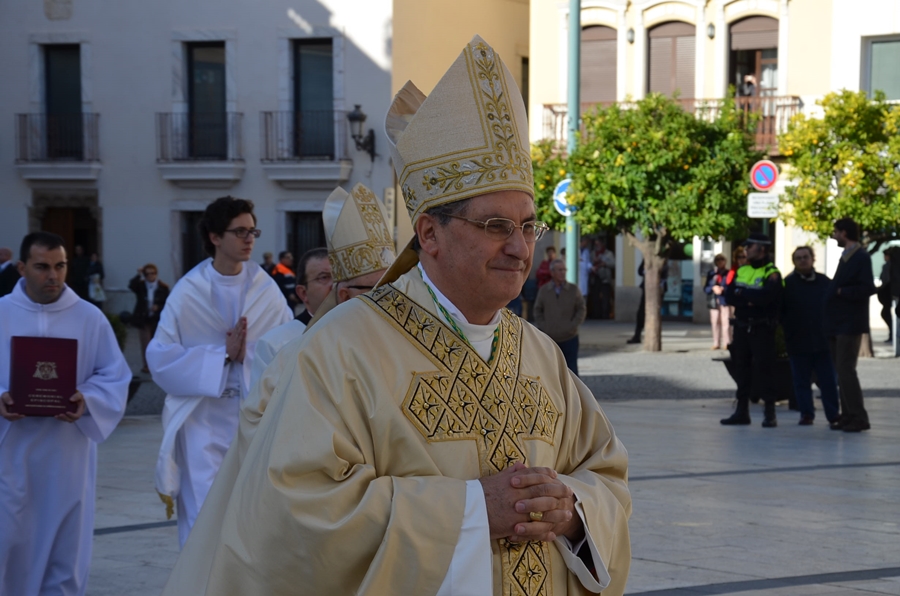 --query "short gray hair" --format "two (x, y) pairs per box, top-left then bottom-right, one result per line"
(550, 258), (566, 271)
